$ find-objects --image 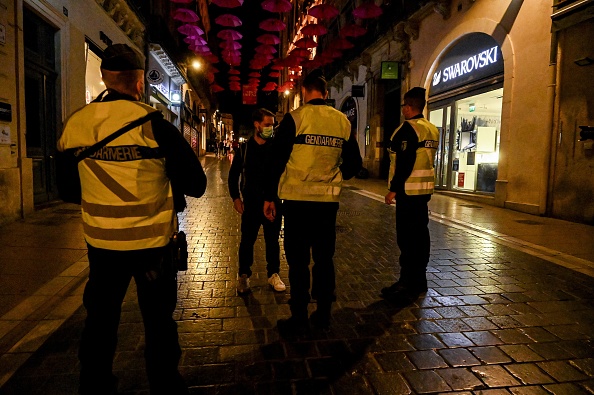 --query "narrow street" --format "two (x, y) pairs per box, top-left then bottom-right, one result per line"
(2, 155), (594, 394)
